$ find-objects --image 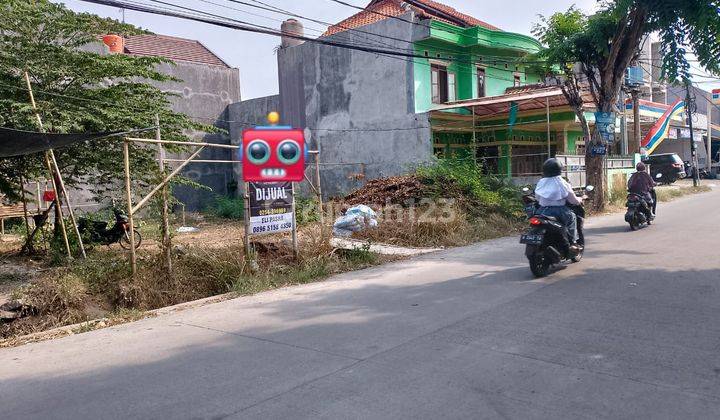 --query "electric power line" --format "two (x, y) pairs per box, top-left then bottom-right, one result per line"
(80, 0), (551, 84)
